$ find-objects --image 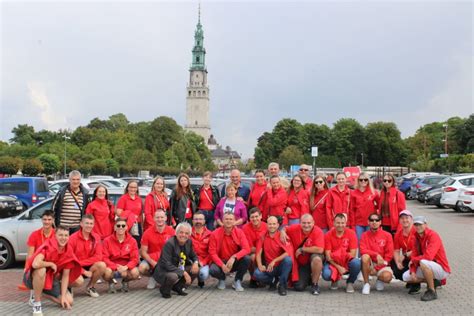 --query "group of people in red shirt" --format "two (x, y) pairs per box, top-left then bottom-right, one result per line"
(23, 166), (450, 315)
